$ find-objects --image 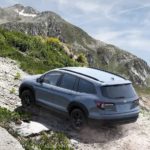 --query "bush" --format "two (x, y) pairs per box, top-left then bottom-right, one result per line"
(10, 87), (16, 94)
(14, 72), (21, 80)
(0, 106), (72, 150)
(22, 132), (73, 150)
(46, 37), (61, 46)
(0, 28), (80, 74)
(0, 107), (30, 126)
(76, 53), (88, 66)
